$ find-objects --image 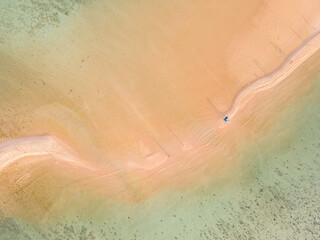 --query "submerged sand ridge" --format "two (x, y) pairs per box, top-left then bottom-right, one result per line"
(1, 1), (320, 225)
(1, 30), (320, 202)
(220, 30), (320, 126)
(15, 0), (316, 163)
